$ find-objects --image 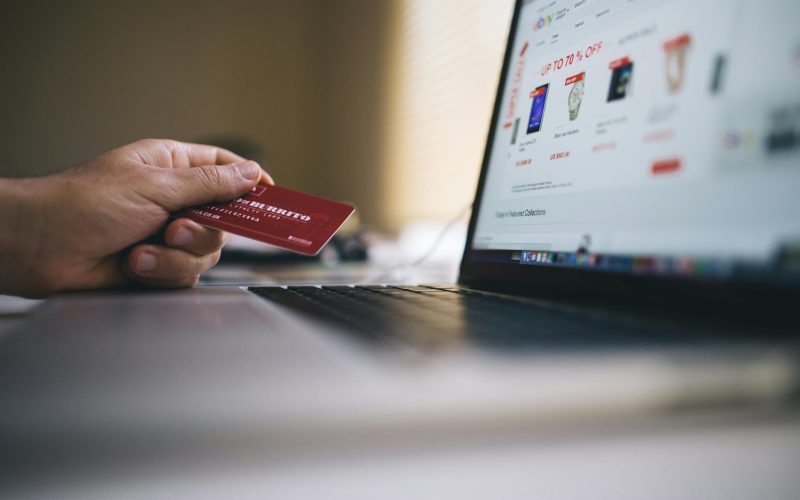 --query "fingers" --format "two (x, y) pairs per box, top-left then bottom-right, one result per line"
(130, 139), (275, 183)
(124, 244), (221, 288)
(165, 218), (227, 256)
(124, 219), (229, 289)
(162, 140), (275, 184)
(155, 160), (264, 211)
(179, 141), (248, 167)
(127, 139), (275, 211)
(129, 139), (246, 168)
